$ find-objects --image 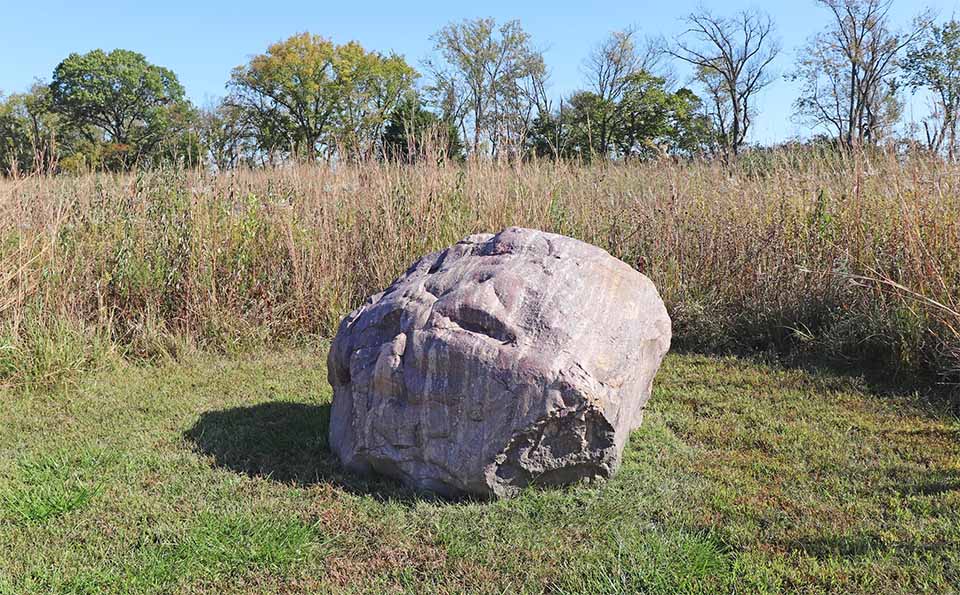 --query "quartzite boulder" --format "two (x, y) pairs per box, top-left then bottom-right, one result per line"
(328, 227), (671, 498)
